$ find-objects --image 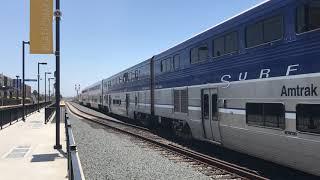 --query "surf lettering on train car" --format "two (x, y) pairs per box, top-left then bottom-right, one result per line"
(221, 64), (300, 87)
